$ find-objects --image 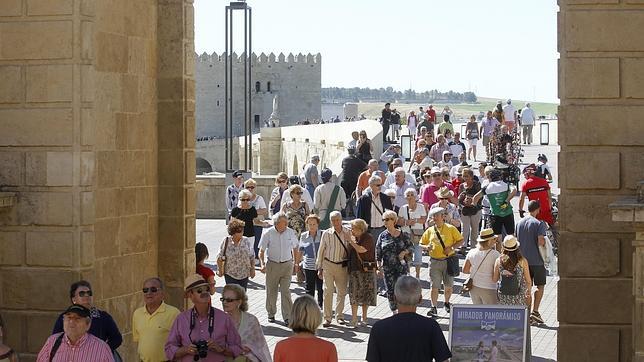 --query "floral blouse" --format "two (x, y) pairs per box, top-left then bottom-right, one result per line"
(283, 201), (308, 239)
(217, 236), (254, 280)
(376, 230), (414, 275)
